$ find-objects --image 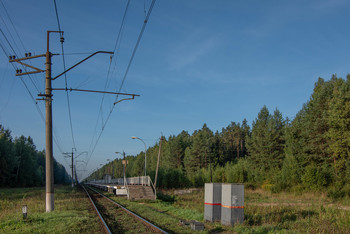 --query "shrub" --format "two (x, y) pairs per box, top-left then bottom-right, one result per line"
(302, 164), (333, 190)
(153, 168), (190, 189)
(327, 181), (350, 199)
(212, 166), (227, 182)
(191, 169), (206, 187)
(225, 159), (251, 183)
